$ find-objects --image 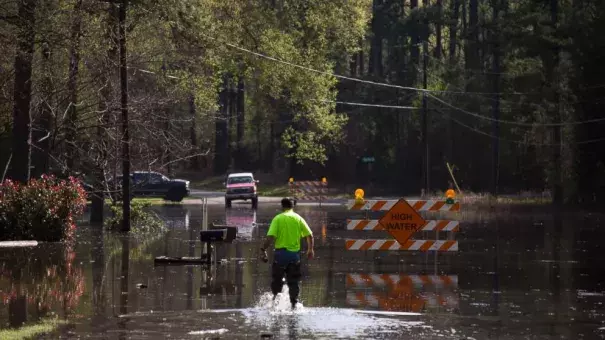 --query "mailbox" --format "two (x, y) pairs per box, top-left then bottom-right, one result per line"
(210, 224), (237, 242)
(200, 229), (227, 243)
